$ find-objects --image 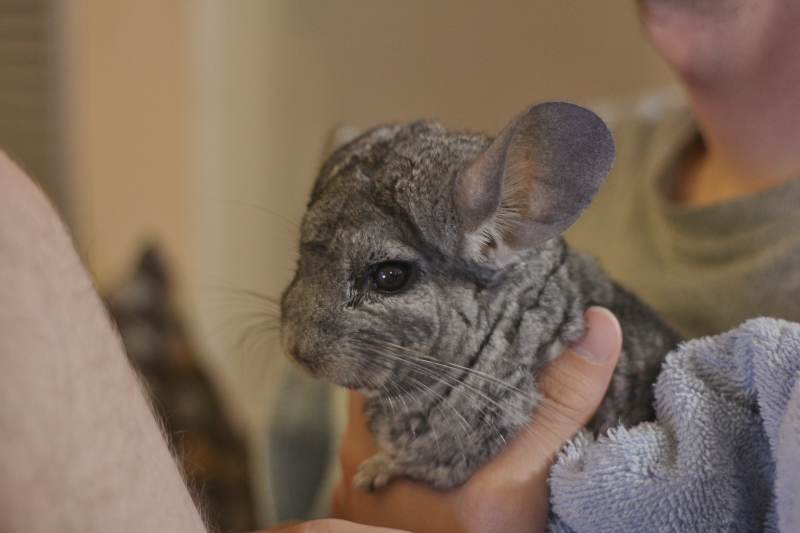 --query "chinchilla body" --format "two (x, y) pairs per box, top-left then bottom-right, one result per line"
(280, 103), (680, 490)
